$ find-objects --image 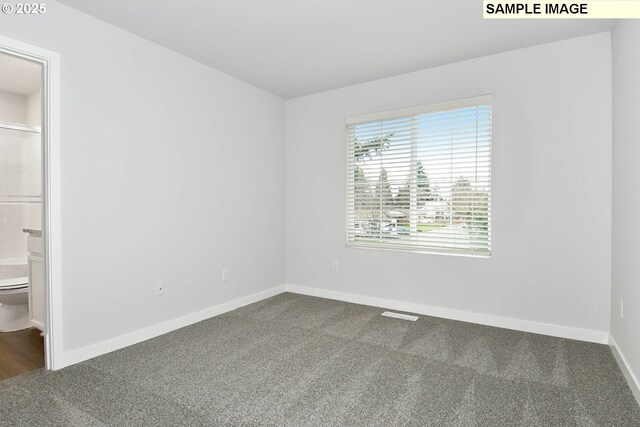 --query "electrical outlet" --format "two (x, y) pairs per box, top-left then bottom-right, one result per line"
(156, 281), (165, 296)
(222, 268), (230, 281)
(332, 260), (339, 272)
(621, 299), (624, 319)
